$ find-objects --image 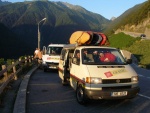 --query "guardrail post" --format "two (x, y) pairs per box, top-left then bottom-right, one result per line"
(25, 57), (27, 64)
(12, 62), (17, 80)
(29, 56), (31, 63)
(2, 65), (7, 81)
(31, 55), (34, 61)
(19, 58), (21, 62)
(19, 58), (22, 65)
